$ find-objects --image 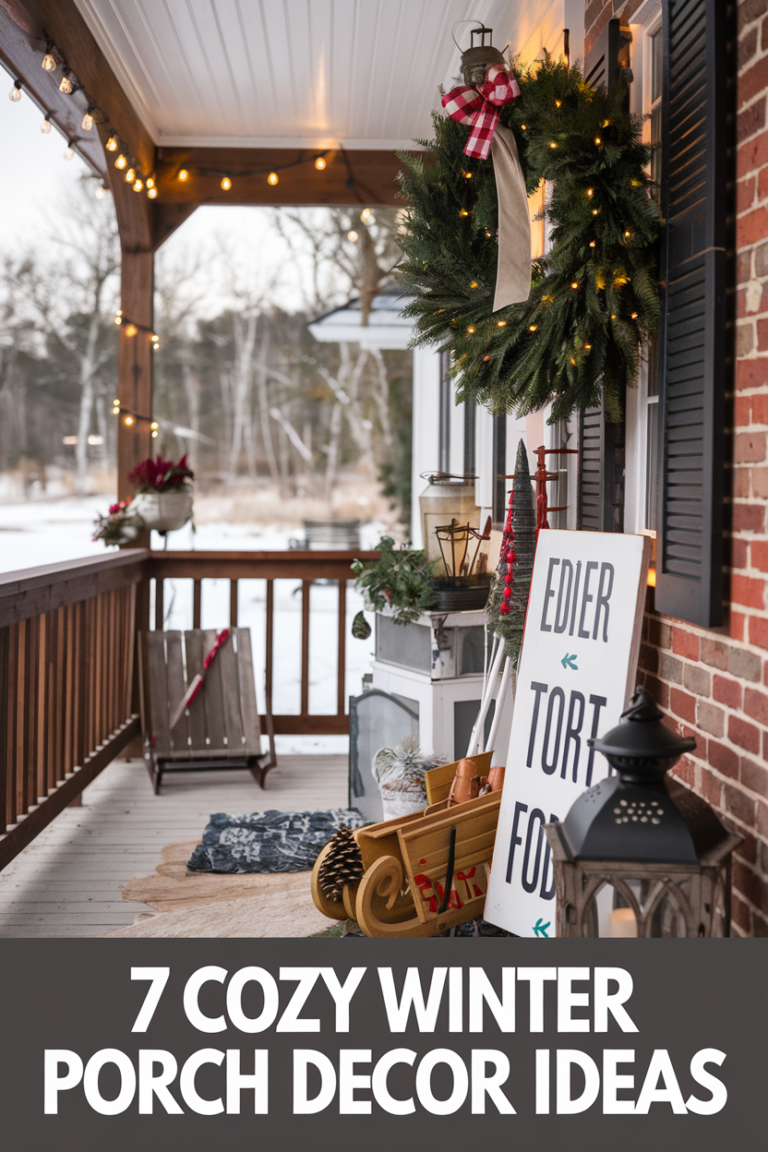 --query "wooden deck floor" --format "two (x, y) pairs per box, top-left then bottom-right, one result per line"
(0, 754), (347, 938)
